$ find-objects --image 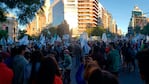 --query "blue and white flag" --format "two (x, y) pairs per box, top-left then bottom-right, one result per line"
(146, 36), (149, 43)
(47, 31), (51, 35)
(83, 40), (91, 55)
(102, 33), (107, 42)
(39, 34), (45, 45)
(80, 32), (88, 48)
(7, 36), (14, 45)
(0, 37), (7, 45)
(56, 35), (62, 42)
(19, 36), (29, 45)
(63, 34), (69, 40)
